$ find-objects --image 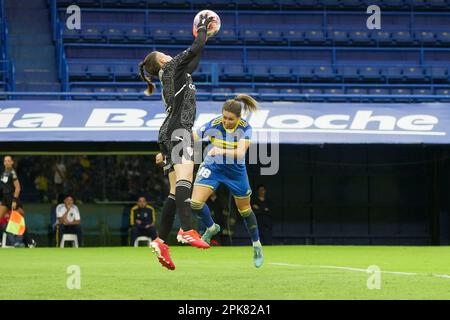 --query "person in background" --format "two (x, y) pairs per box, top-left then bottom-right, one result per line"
(252, 184), (273, 245)
(129, 196), (157, 245)
(54, 158), (66, 201)
(56, 194), (82, 246)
